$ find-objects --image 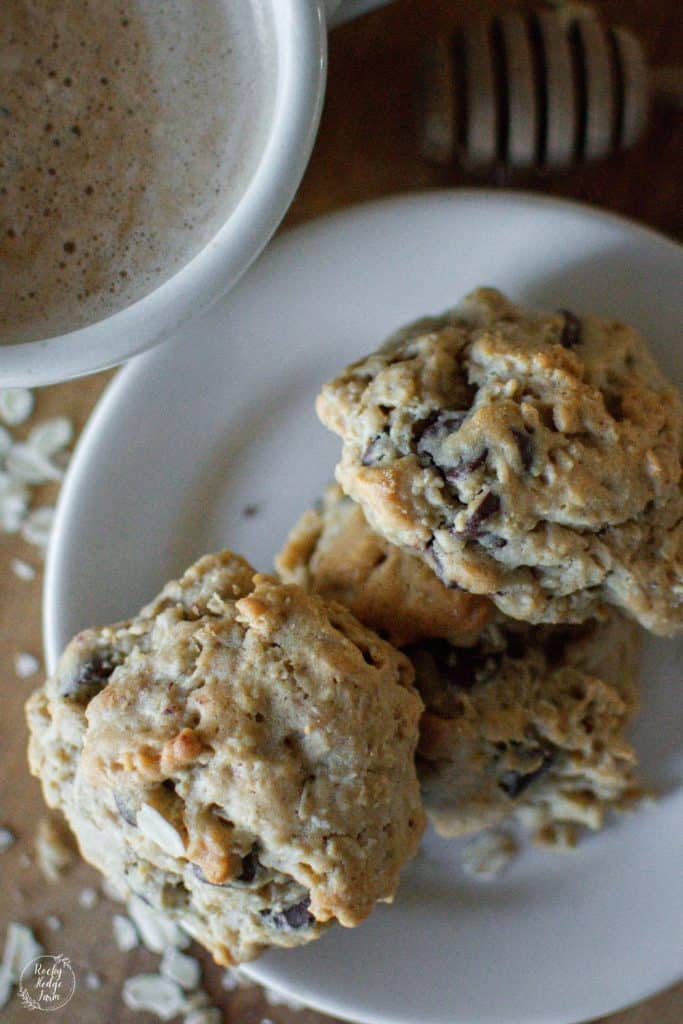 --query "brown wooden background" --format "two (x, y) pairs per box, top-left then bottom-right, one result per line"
(1, 1), (681, 1021)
